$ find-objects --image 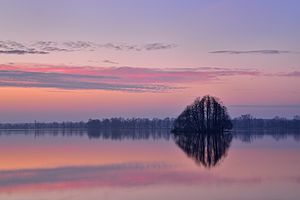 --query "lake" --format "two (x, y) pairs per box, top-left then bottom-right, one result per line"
(0, 129), (299, 200)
